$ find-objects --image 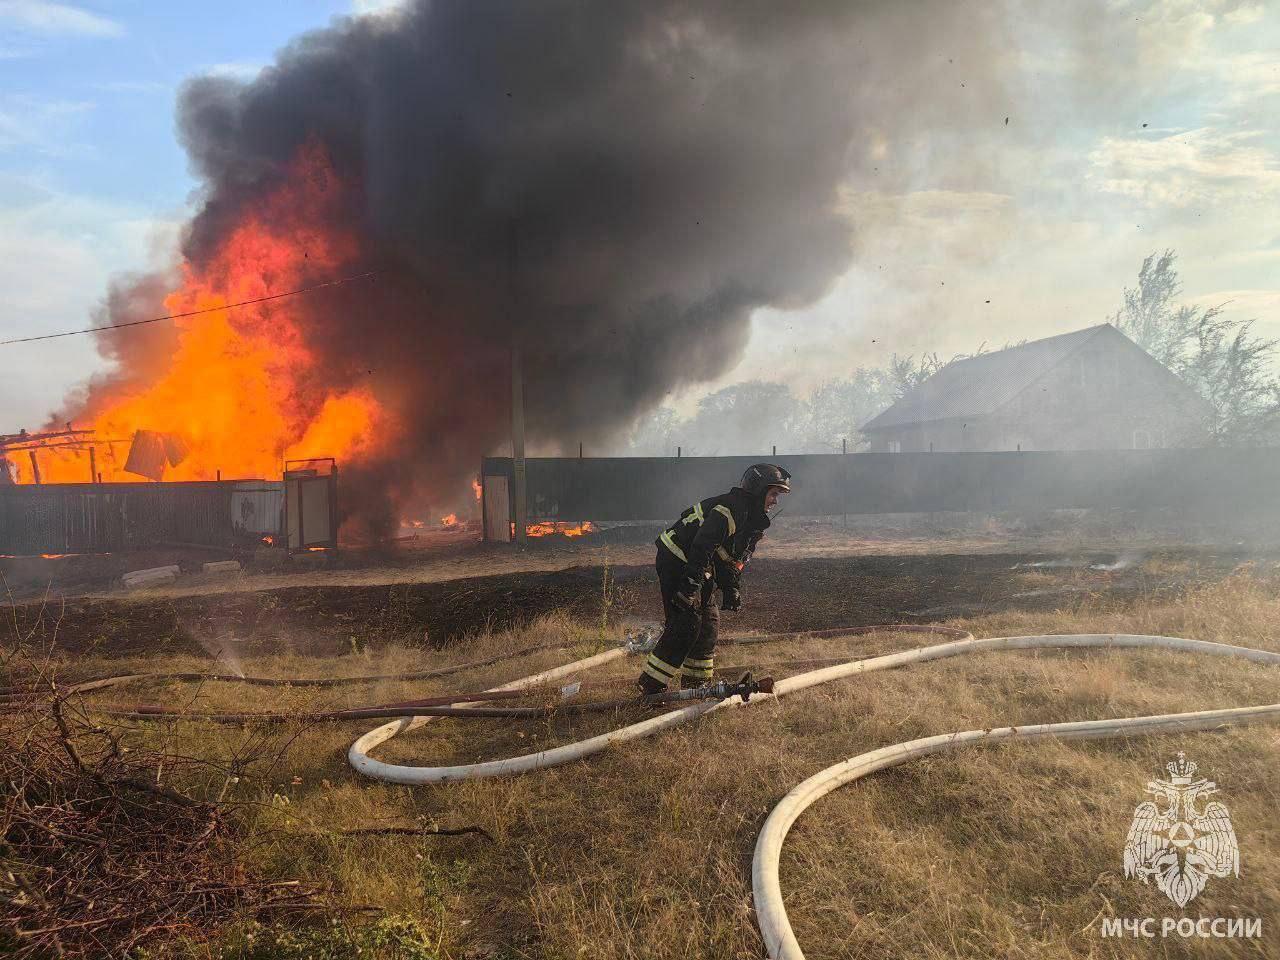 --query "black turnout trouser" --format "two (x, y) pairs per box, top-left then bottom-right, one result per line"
(642, 550), (720, 688)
